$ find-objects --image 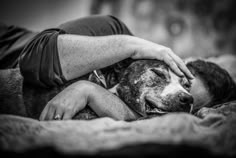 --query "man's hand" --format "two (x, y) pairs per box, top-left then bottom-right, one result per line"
(39, 81), (138, 121)
(39, 81), (90, 121)
(129, 37), (194, 79)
